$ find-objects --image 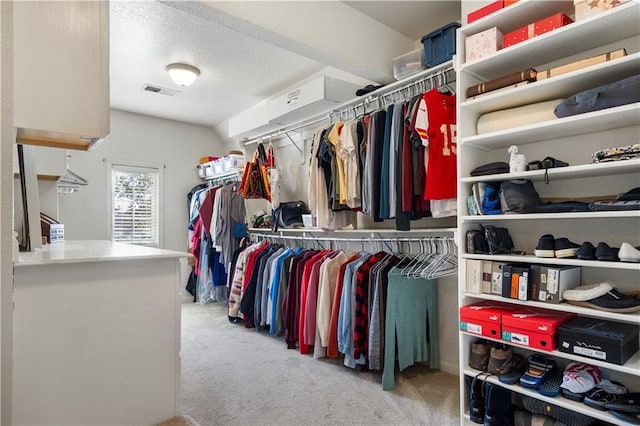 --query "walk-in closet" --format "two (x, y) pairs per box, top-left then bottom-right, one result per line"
(4, 1), (639, 425)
